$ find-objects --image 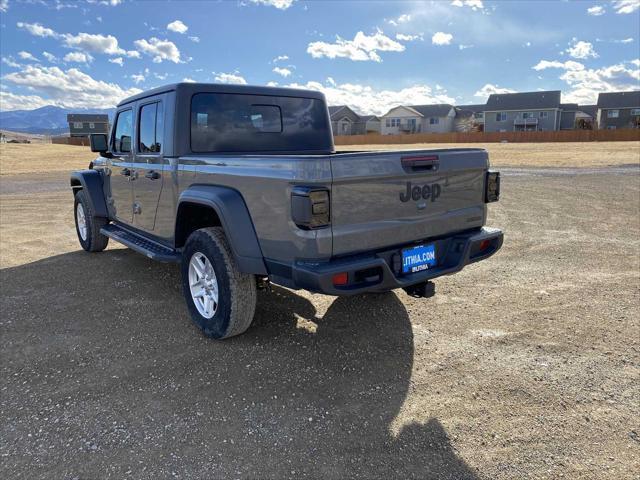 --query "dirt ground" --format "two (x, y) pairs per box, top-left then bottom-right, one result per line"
(0, 144), (639, 479)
